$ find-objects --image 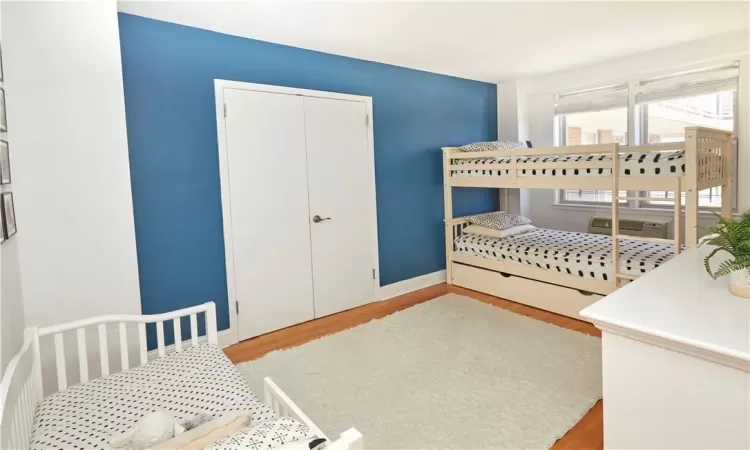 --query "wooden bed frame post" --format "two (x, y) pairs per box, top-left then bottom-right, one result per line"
(443, 148), (453, 285)
(721, 133), (733, 219)
(611, 143), (620, 289)
(673, 178), (682, 255)
(684, 128), (699, 248)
